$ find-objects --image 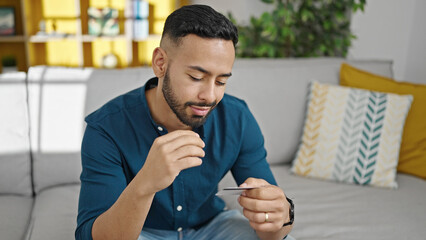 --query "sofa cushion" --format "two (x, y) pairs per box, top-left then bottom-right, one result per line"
(26, 184), (80, 240)
(27, 67), (89, 193)
(225, 58), (394, 165)
(27, 66), (156, 193)
(0, 196), (33, 240)
(0, 72), (33, 196)
(273, 165), (426, 240)
(219, 164), (426, 239)
(83, 67), (155, 115)
(32, 152), (81, 193)
(291, 81), (412, 188)
(340, 63), (426, 180)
